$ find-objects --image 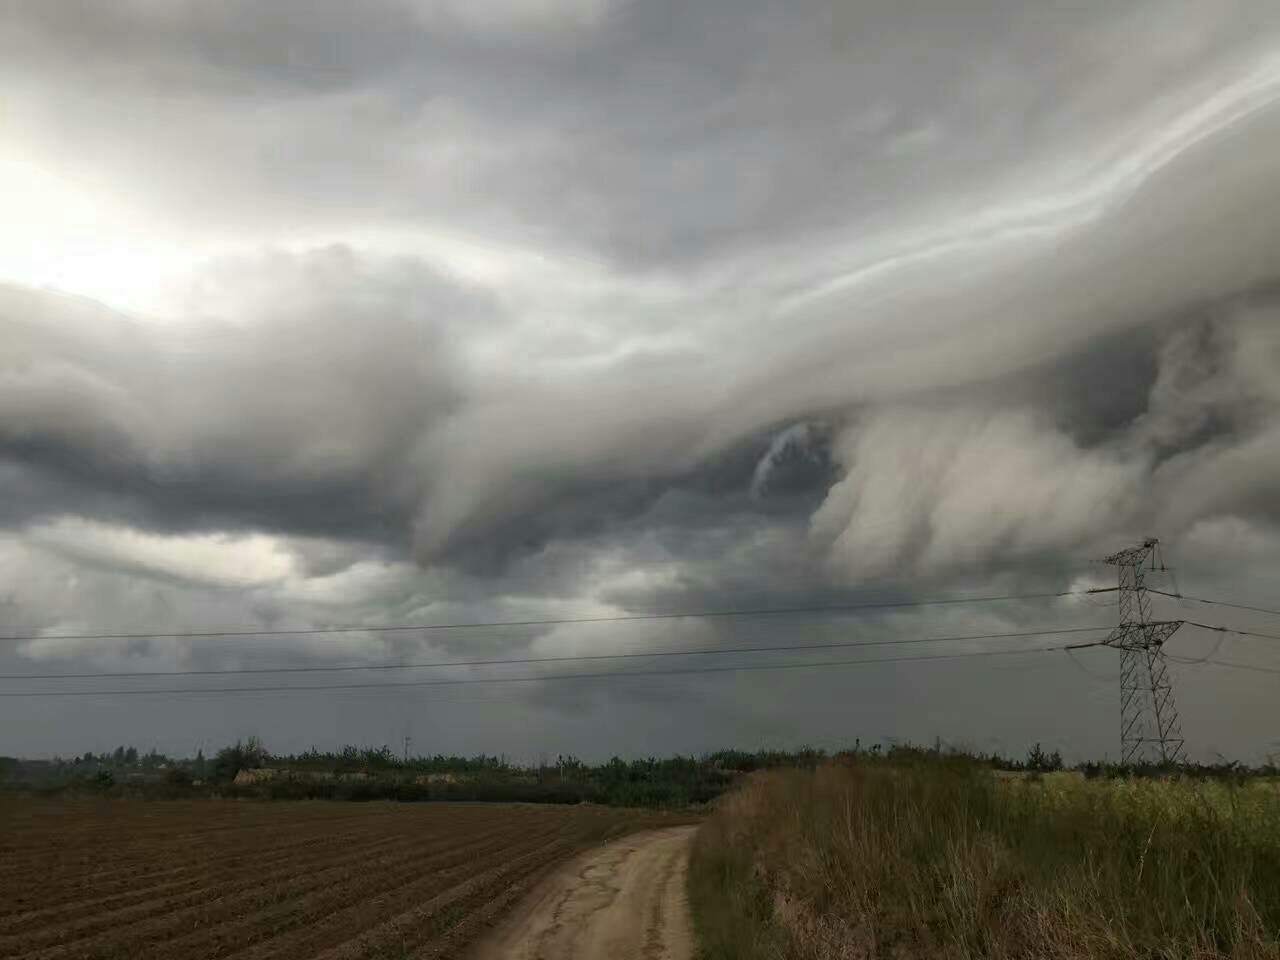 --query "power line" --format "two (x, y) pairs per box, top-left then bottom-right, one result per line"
(1063, 647), (1119, 682)
(1150, 589), (1280, 619)
(1164, 620), (1280, 674)
(1165, 630), (1228, 666)
(0, 642), (1101, 698)
(1184, 621), (1280, 642)
(0, 590), (1093, 644)
(0, 626), (1109, 680)
(1165, 654), (1280, 676)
